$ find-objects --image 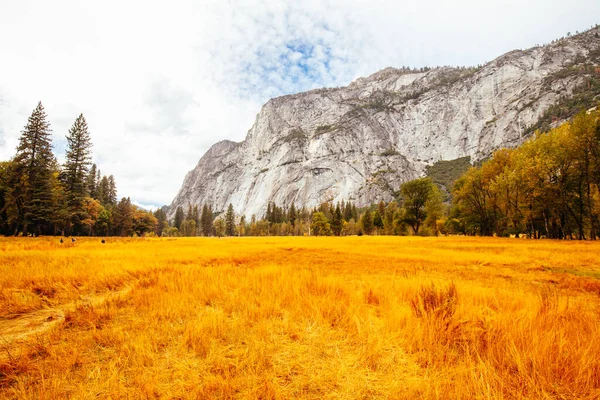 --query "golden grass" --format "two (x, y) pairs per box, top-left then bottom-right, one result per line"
(0, 236), (599, 399)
